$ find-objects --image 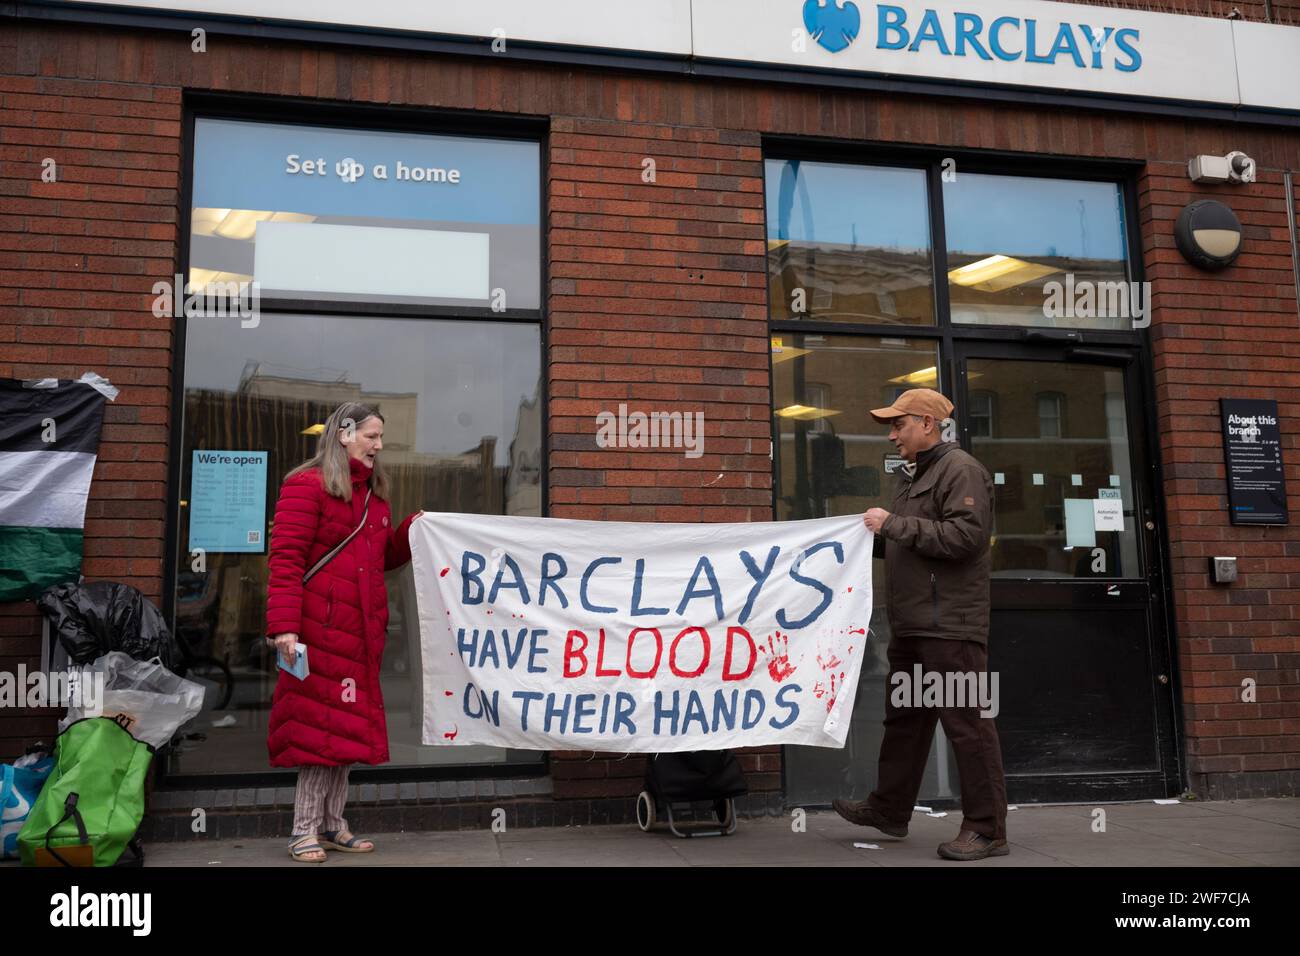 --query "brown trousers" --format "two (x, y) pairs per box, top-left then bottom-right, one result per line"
(867, 636), (1008, 840)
